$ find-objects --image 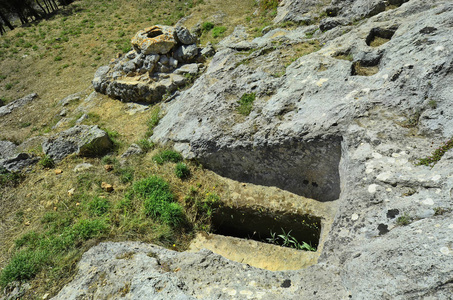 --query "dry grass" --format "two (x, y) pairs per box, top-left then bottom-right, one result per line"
(369, 36), (390, 47)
